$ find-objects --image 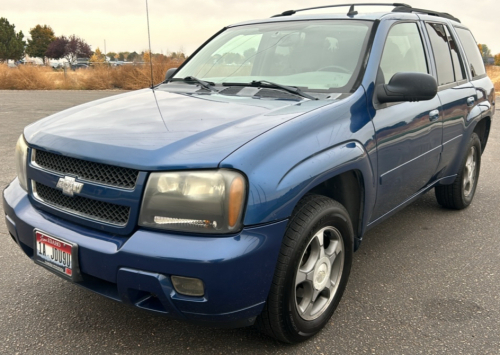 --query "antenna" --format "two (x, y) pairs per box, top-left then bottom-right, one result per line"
(145, 0), (154, 89)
